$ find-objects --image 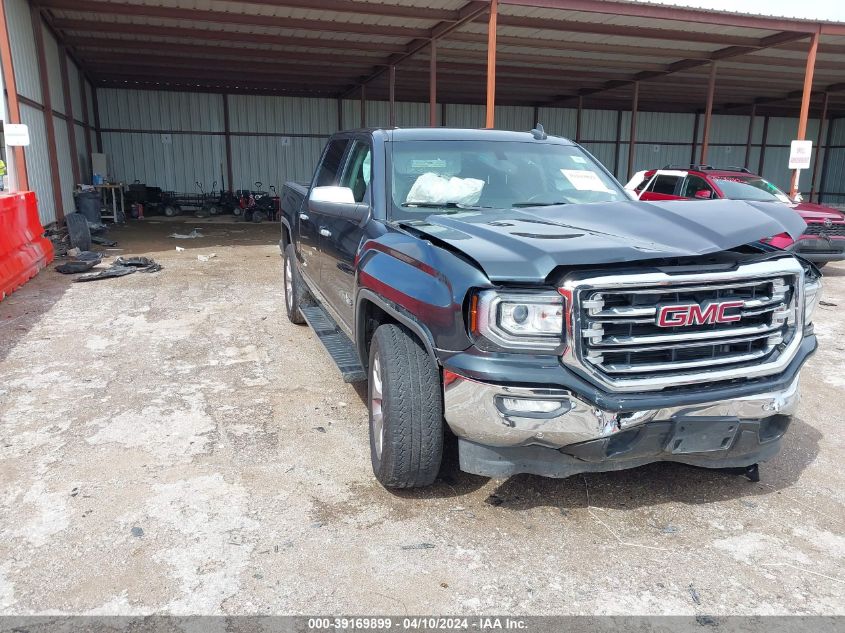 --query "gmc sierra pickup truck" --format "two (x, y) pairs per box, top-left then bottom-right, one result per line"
(280, 127), (821, 489)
